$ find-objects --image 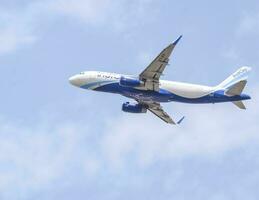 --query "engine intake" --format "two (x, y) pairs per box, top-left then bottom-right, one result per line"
(119, 76), (143, 87)
(122, 102), (147, 113)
